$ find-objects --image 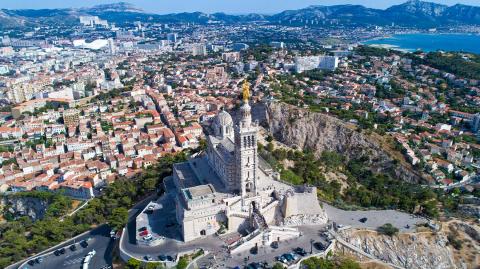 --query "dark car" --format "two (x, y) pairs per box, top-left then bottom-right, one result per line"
(28, 260), (35, 266)
(283, 253), (296, 262)
(158, 255), (166, 261)
(55, 248), (65, 255)
(144, 255), (153, 261)
(313, 242), (325, 250)
(70, 244), (77, 251)
(250, 246), (258, 255)
(359, 217), (368, 223)
(276, 255), (288, 263)
(138, 226), (147, 232)
(36, 257), (43, 263)
(293, 247), (307, 256)
(80, 240), (89, 248)
(166, 255), (174, 262)
(270, 241), (279, 249)
(247, 262), (263, 269)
